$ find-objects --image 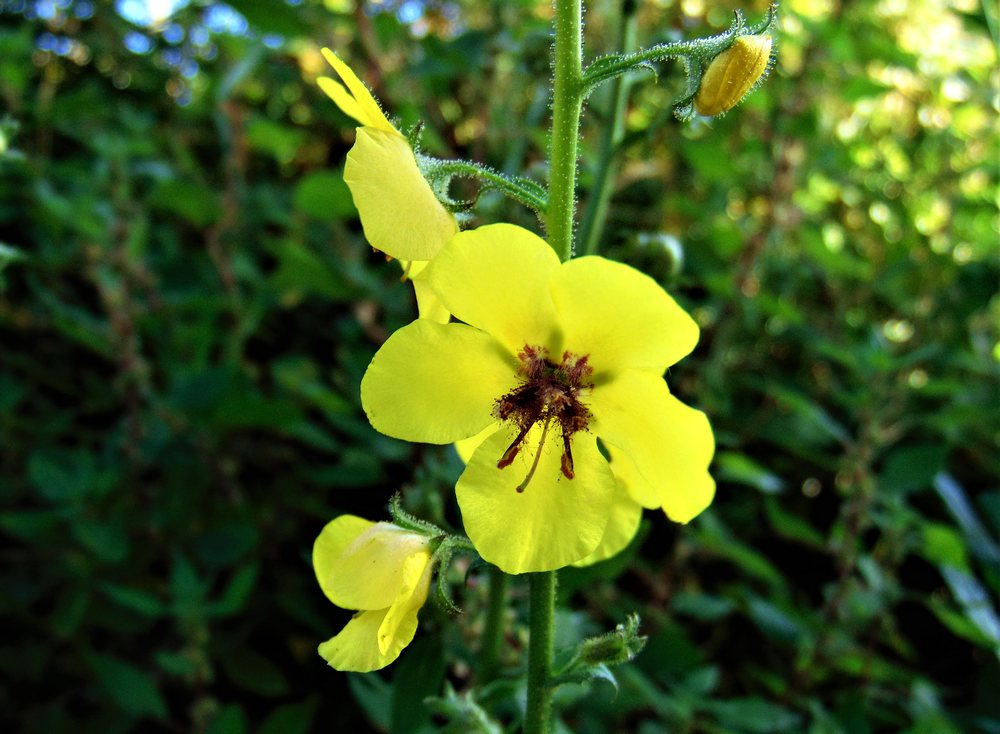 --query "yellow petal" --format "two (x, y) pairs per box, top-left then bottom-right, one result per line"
(590, 369), (715, 522)
(403, 260), (450, 323)
(377, 553), (432, 655)
(318, 607), (416, 672)
(428, 224), (561, 356)
(318, 519), (431, 610)
(345, 128), (458, 261)
(454, 424), (496, 464)
(456, 423), (616, 574)
(600, 446), (650, 506)
(549, 256), (699, 374)
(572, 484), (644, 567)
(361, 320), (517, 443)
(313, 515), (375, 606)
(316, 76), (368, 127)
(320, 48), (396, 133)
